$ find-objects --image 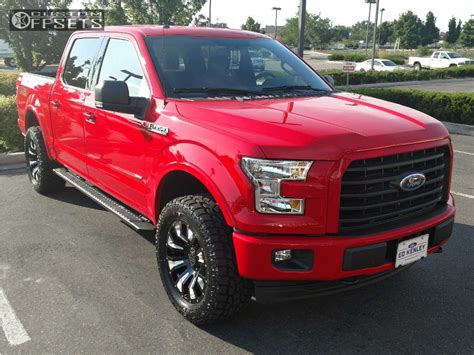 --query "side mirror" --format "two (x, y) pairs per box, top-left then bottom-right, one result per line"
(95, 80), (142, 115)
(324, 75), (335, 86)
